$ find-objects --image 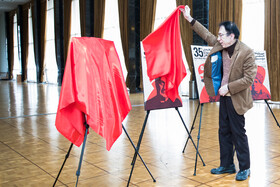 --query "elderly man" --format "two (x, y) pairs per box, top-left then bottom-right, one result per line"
(180, 5), (257, 181)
